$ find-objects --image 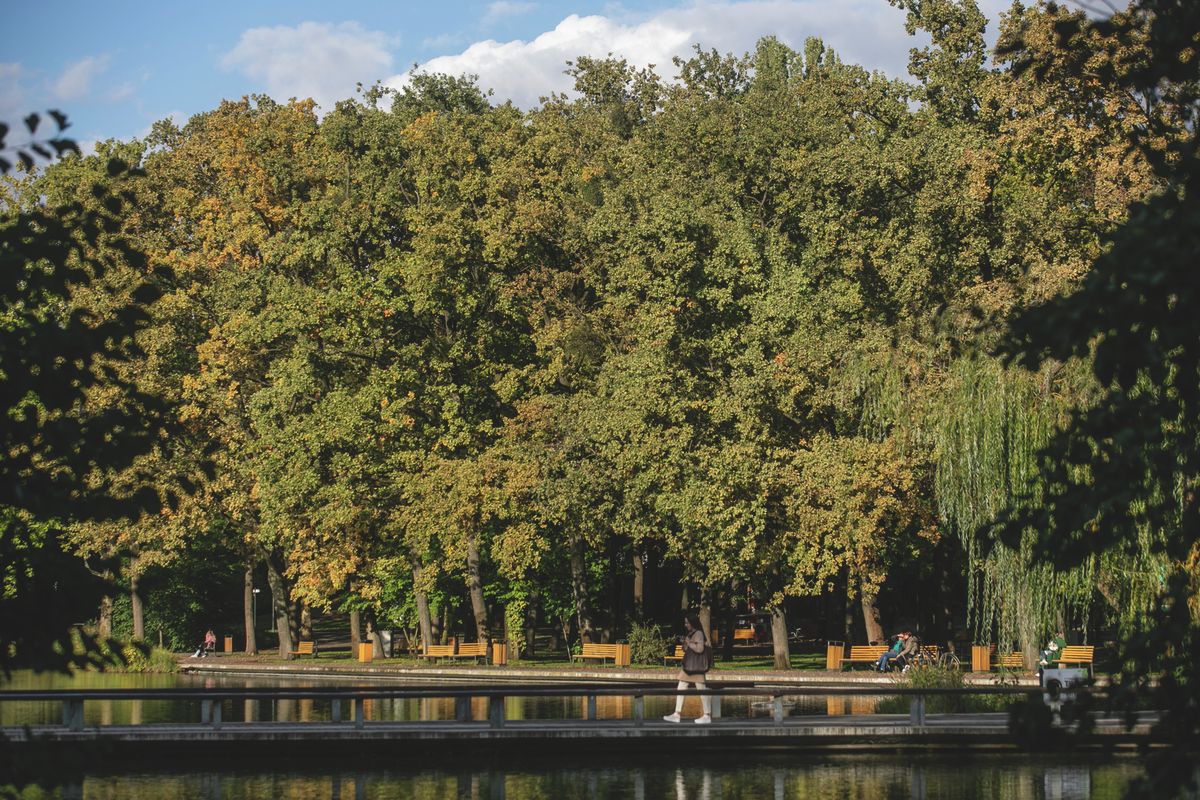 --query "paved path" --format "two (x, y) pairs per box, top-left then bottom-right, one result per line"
(180, 659), (1041, 687)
